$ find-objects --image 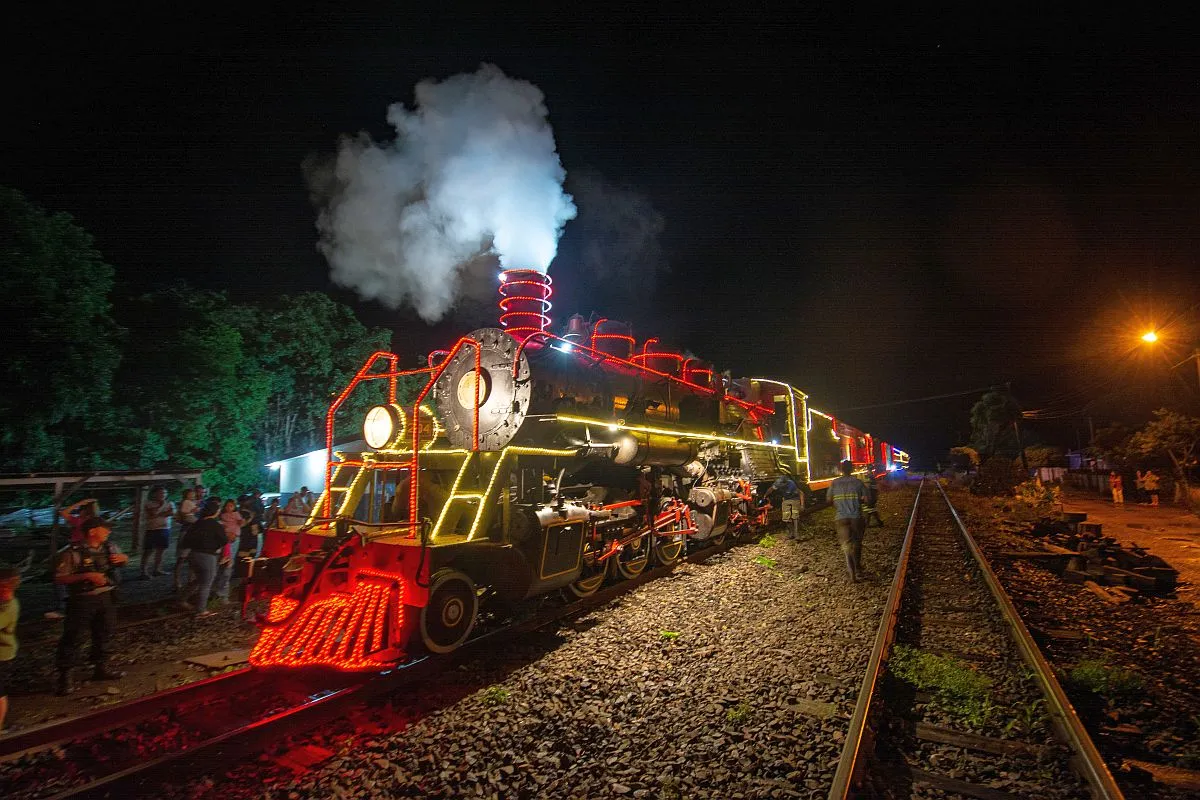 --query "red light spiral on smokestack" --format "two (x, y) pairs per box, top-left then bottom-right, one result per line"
(498, 269), (552, 342)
